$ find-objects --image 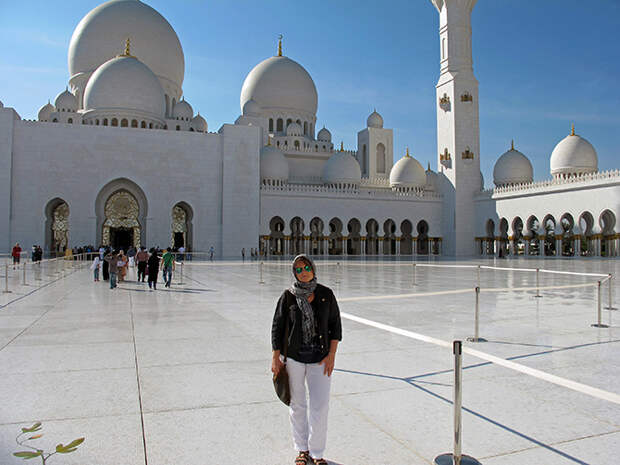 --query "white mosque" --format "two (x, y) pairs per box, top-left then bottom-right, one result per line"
(0, 0), (618, 258)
